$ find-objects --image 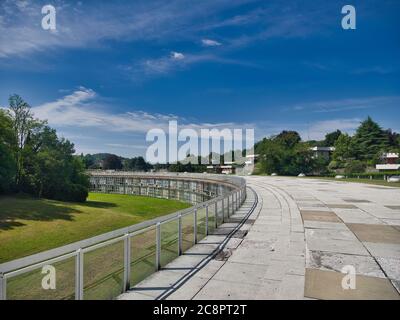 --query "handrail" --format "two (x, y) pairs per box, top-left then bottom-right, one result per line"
(0, 172), (246, 300)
